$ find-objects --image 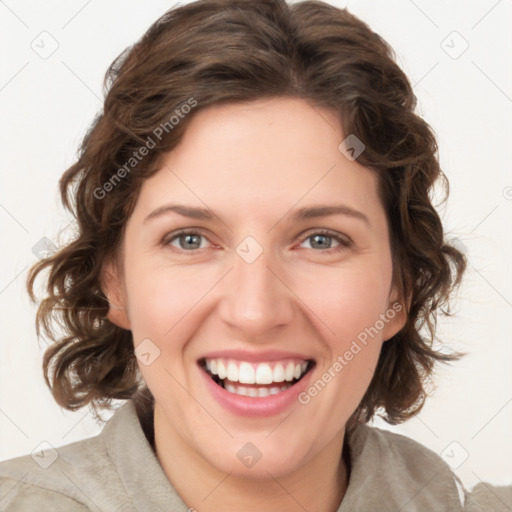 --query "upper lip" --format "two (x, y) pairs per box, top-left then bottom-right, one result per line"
(198, 349), (314, 363)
